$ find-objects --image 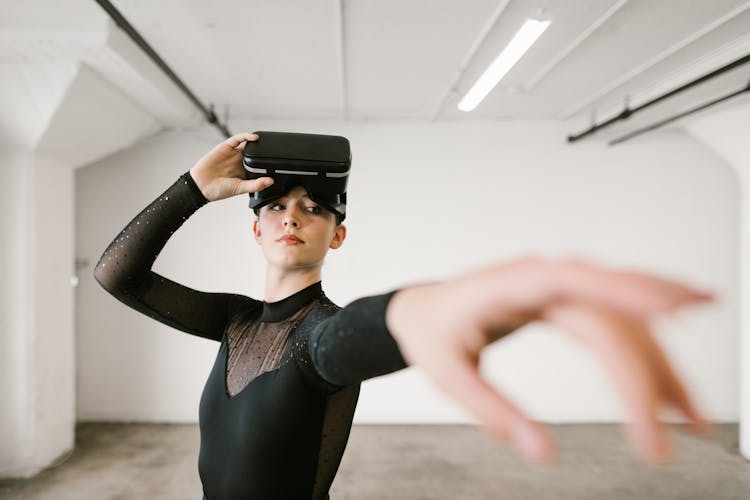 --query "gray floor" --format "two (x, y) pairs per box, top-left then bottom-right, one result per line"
(0, 423), (747, 499)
